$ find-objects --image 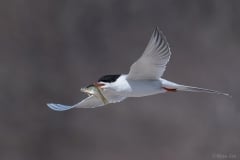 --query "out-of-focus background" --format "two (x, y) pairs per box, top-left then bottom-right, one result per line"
(0, 0), (239, 160)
